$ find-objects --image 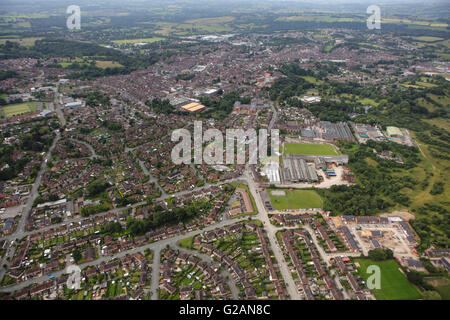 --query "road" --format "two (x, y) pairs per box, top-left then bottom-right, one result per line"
(69, 138), (98, 159)
(149, 249), (160, 300)
(243, 167), (301, 300)
(173, 244), (240, 299)
(1, 100), (305, 300)
(137, 159), (167, 198)
(0, 214), (251, 293)
(0, 177), (246, 244)
(268, 103), (278, 131)
(0, 132), (60, 283)
(1, 165), (301, 298)
(53, 92), (66, 127)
